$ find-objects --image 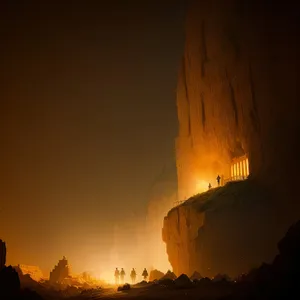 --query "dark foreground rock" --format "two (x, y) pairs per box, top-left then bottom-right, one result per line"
(228, 219), (300, 299)
(117, 283), (131, 291)
(174, 274), (193, 288)
(149, 269), (164, 281)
